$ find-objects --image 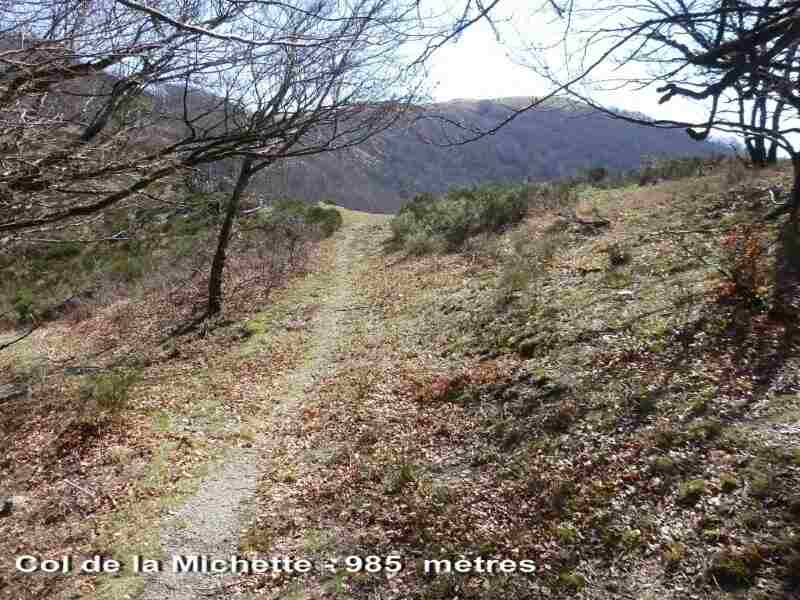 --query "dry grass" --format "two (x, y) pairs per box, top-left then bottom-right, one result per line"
(0, 206), (338, 600)
(231, 160), (799, 600)
(3, 160), (798, 600)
